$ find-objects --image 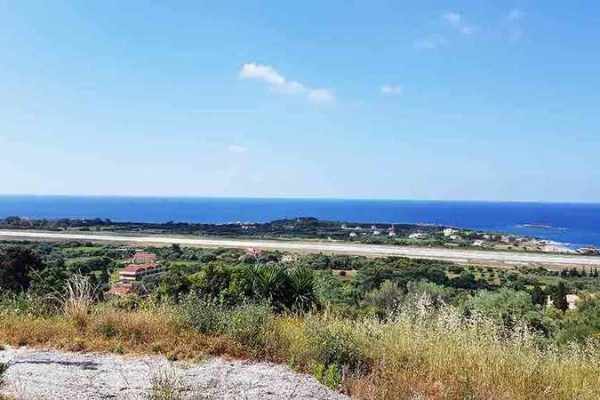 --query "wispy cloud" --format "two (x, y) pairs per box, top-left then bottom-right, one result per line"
(442, 12), (476, 35)
(380, 84), (403, 95)
(240, 63), (335, 105)
(413, 34), (447, 50)
(228, 145), (248, 154)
